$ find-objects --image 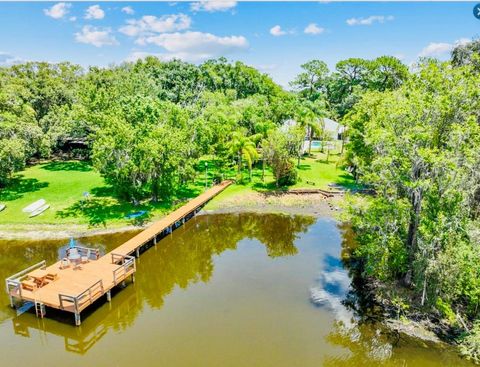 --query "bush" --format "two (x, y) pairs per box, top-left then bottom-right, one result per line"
(460, 321), (480, 364)
(212, 173), (223, 184)
(277, 160), (298, 186)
